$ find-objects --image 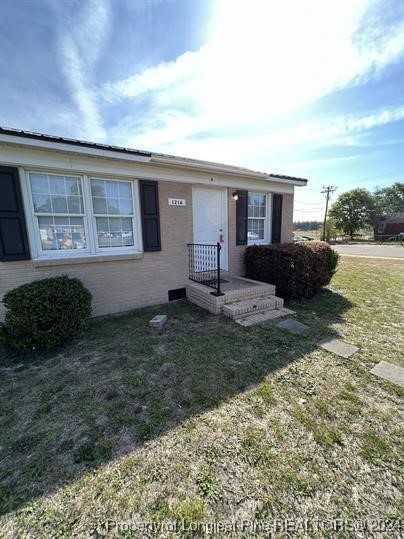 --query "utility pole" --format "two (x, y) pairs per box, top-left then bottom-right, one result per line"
(321, 186), (337, 241)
